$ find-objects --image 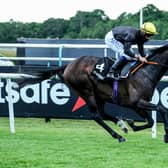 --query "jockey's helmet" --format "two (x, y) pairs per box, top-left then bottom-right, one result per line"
(140, 22), (158, 35)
